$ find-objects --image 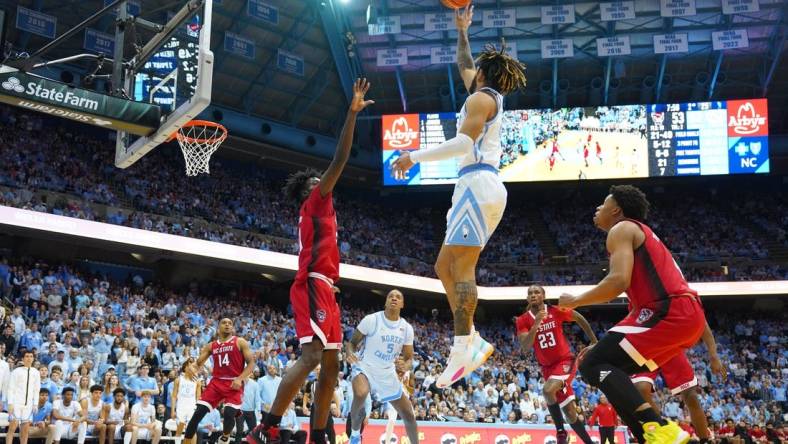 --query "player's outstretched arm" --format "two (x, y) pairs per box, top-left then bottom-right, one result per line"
(319, 78), (374, 197)
(571, 310), (598, 344)
(391, 93), (494, 178)
(344, 329), (365, 365)
(455, 4), (476, 92)
(559, 222), (636, 309)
